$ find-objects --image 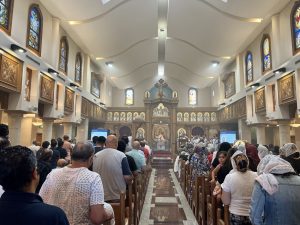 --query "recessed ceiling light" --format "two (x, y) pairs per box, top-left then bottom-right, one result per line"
(101, 0), (111, 5)
(212, 61), (220, 67)
(247, 18), (263, 23)
(221, 56), (231, 60)
(96, 57), (104, 60)
(68, 21), (82, 25)
(105, 61), (113, 67)
(208, 76), (214, 79)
